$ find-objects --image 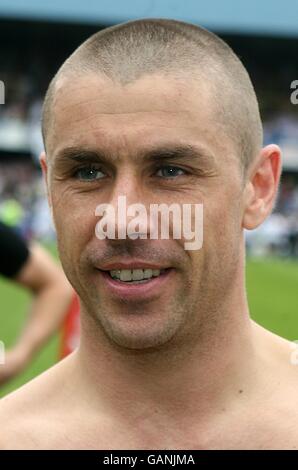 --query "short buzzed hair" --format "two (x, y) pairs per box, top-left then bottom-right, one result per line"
(42, 18), (263, 172)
